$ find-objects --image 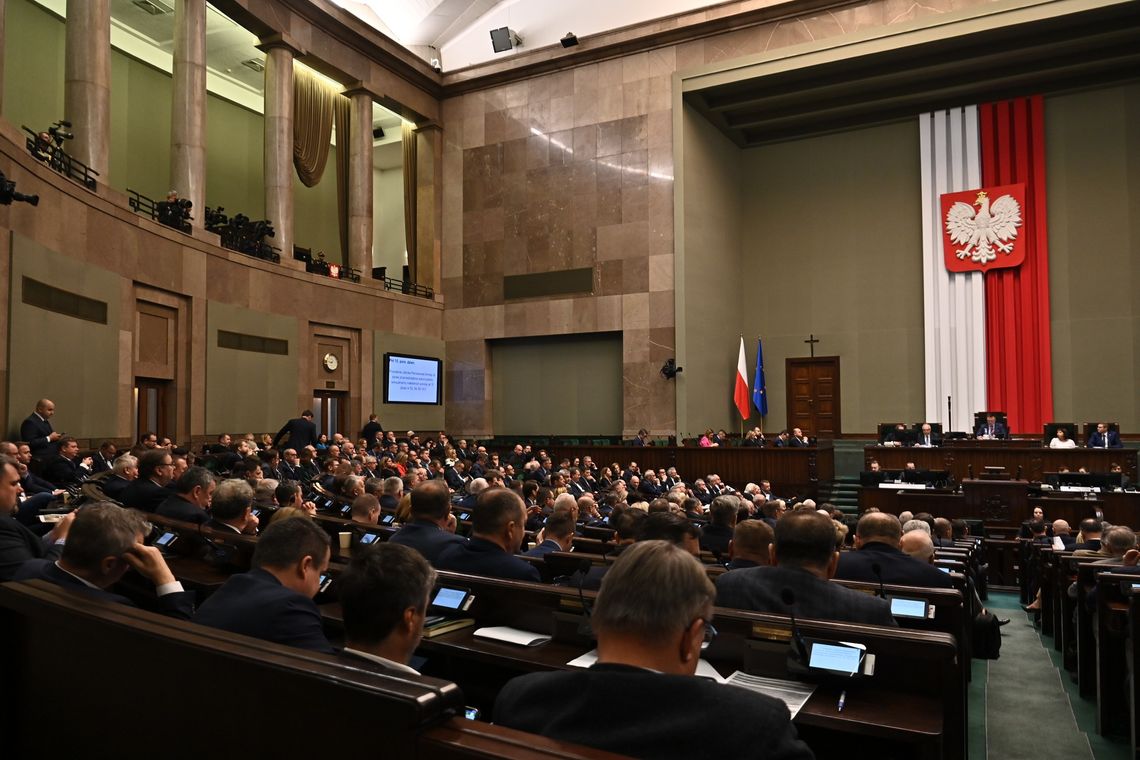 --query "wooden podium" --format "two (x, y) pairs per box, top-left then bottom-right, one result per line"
(962, 479), (1028, 524)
